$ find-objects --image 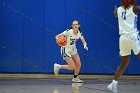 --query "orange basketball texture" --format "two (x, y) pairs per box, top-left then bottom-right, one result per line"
(56, 35), (67, 46)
